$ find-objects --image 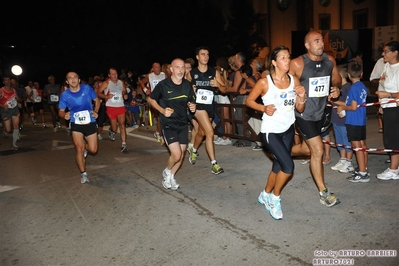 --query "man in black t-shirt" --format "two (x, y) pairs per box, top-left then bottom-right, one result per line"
(148, 58), (196, 190)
